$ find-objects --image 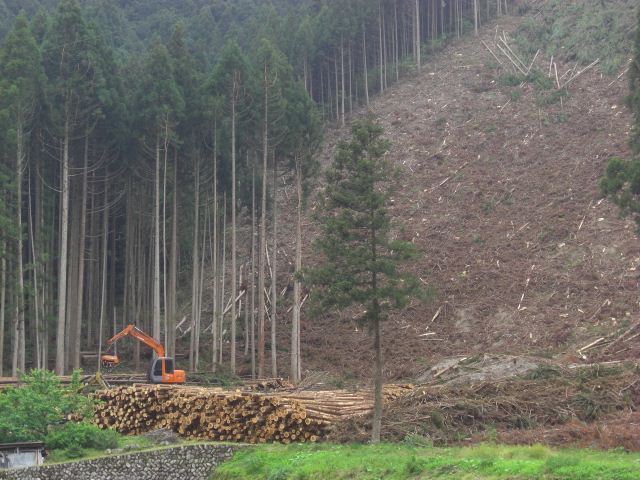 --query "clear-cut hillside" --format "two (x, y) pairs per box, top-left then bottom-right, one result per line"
(275, 11), (638, 380)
